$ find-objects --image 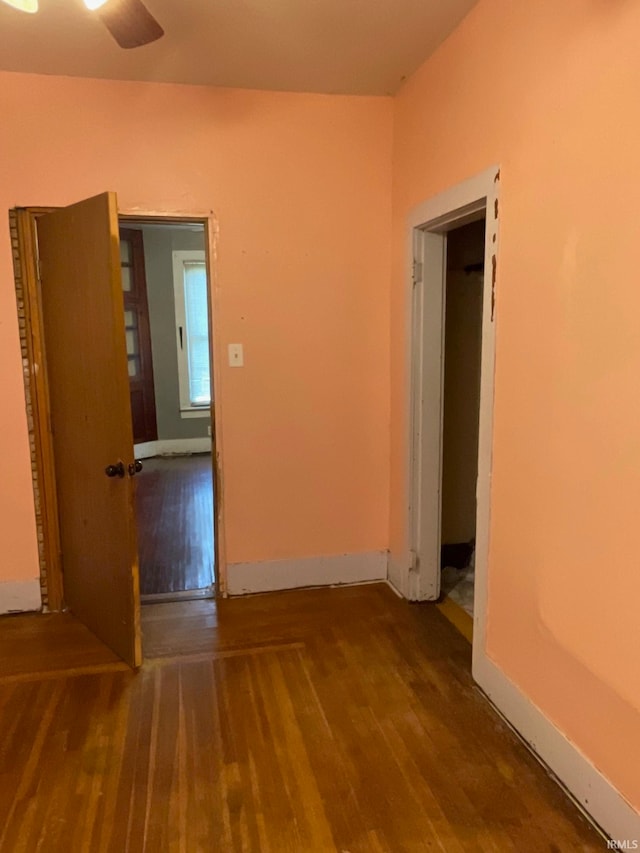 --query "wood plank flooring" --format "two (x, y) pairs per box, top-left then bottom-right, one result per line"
(135, 453), (214, 596)
(0, 584), (604, 850)
(0, 611), (125, 684)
